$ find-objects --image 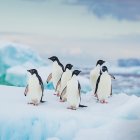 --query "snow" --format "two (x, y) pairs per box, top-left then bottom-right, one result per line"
(0, 42), (46, 76)
(0, 85), (140, 140)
